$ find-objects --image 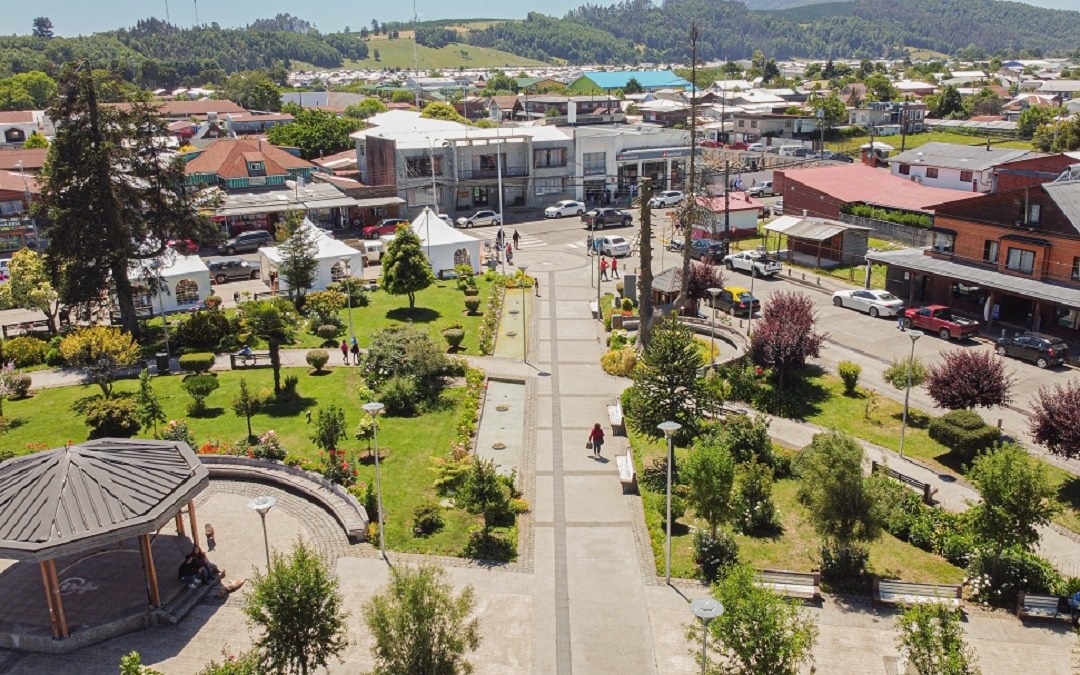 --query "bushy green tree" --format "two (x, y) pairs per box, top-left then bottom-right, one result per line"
(420, 101), (466, 123)
(927, 85), (964, 119)
(967, 442), (1057, 552)
(58, 326), (141, 399)
(896, 603), (980, 675)
(1017, 105), (1060, 139)
(244, 540), (349, 675)
(23, 130), (49, 148)
(219, 71), (281, 111)
(362, 564), (480, 675)
(808, 92), (847, 127)
(457, 456), (511, 534)
(682, 434), (737, 537)
(380, 225), (435, 310)
(626, 315), (707, 442)
(266, 107), (363, 159)
(0, 249), (62, 334)
(239, 298), (298, 396)
(135, 369), (166, 437)
(311, 404), (348, 452)
(344, 98), (388, 119)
